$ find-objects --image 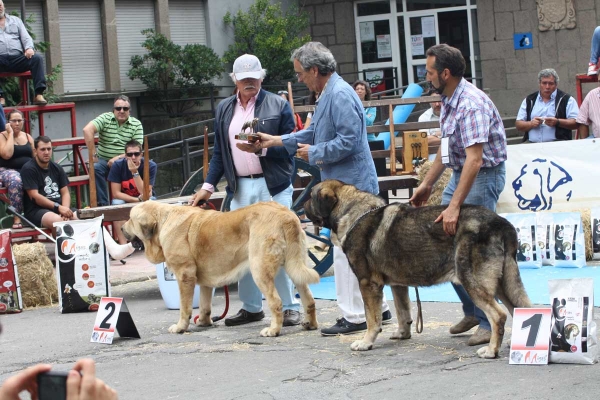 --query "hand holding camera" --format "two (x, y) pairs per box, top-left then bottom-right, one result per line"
(0, 359), (117, 400)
